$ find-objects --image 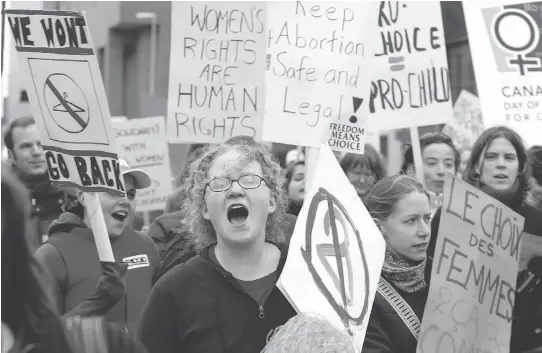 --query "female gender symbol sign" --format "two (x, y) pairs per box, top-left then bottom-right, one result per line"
(491, 8), (541, 75)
